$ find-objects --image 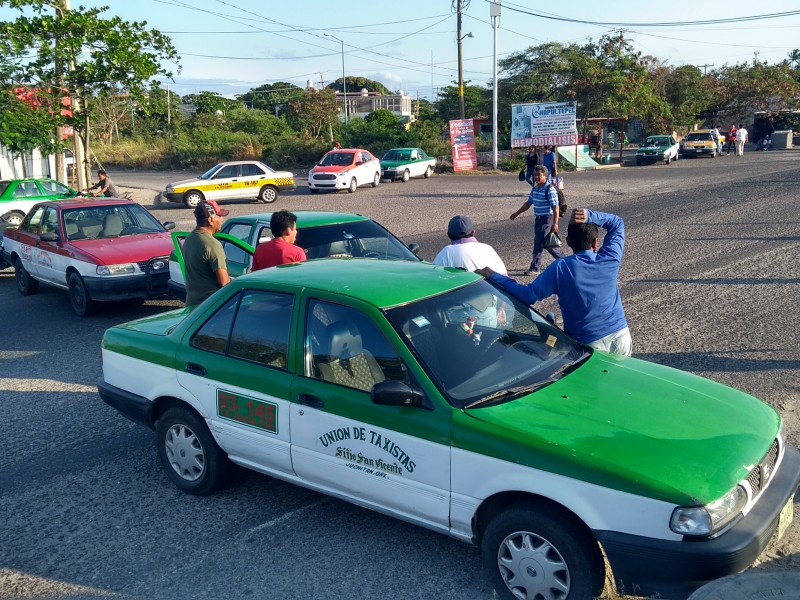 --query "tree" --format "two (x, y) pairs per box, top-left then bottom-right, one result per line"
(435, 83), (490, 121)
(788, 49), (800, 69)
(662, 66), (712, 127)
(328, 77), (391, 95)
(237, 82), (304, 115)
(183, 91), (240, 115)
(0, 0), (179, 184)
(716, 60), (800, 115)
(286, 89), (339, 139)
(0, 86), (65, 160)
